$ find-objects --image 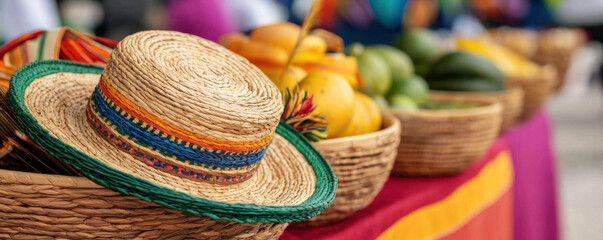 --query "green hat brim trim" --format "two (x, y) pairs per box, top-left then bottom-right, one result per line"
(8, 60), (337, 223)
